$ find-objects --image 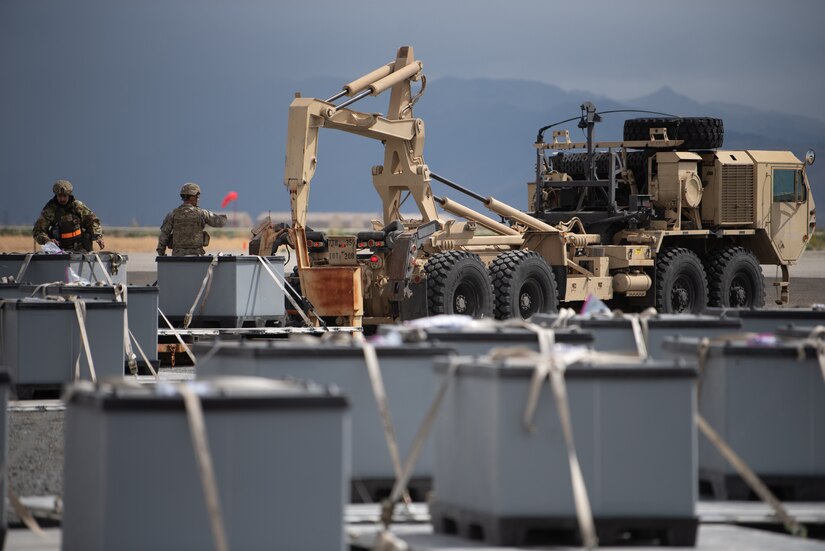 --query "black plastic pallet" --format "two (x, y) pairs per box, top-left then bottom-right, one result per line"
(159, 315), (284, 329)
(701, 470), (825, 502)
(123, 359), (161, 376)
(430, 501), (698, 547)
(350, 476), (431, 504)
(14, 384), (63, 400)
